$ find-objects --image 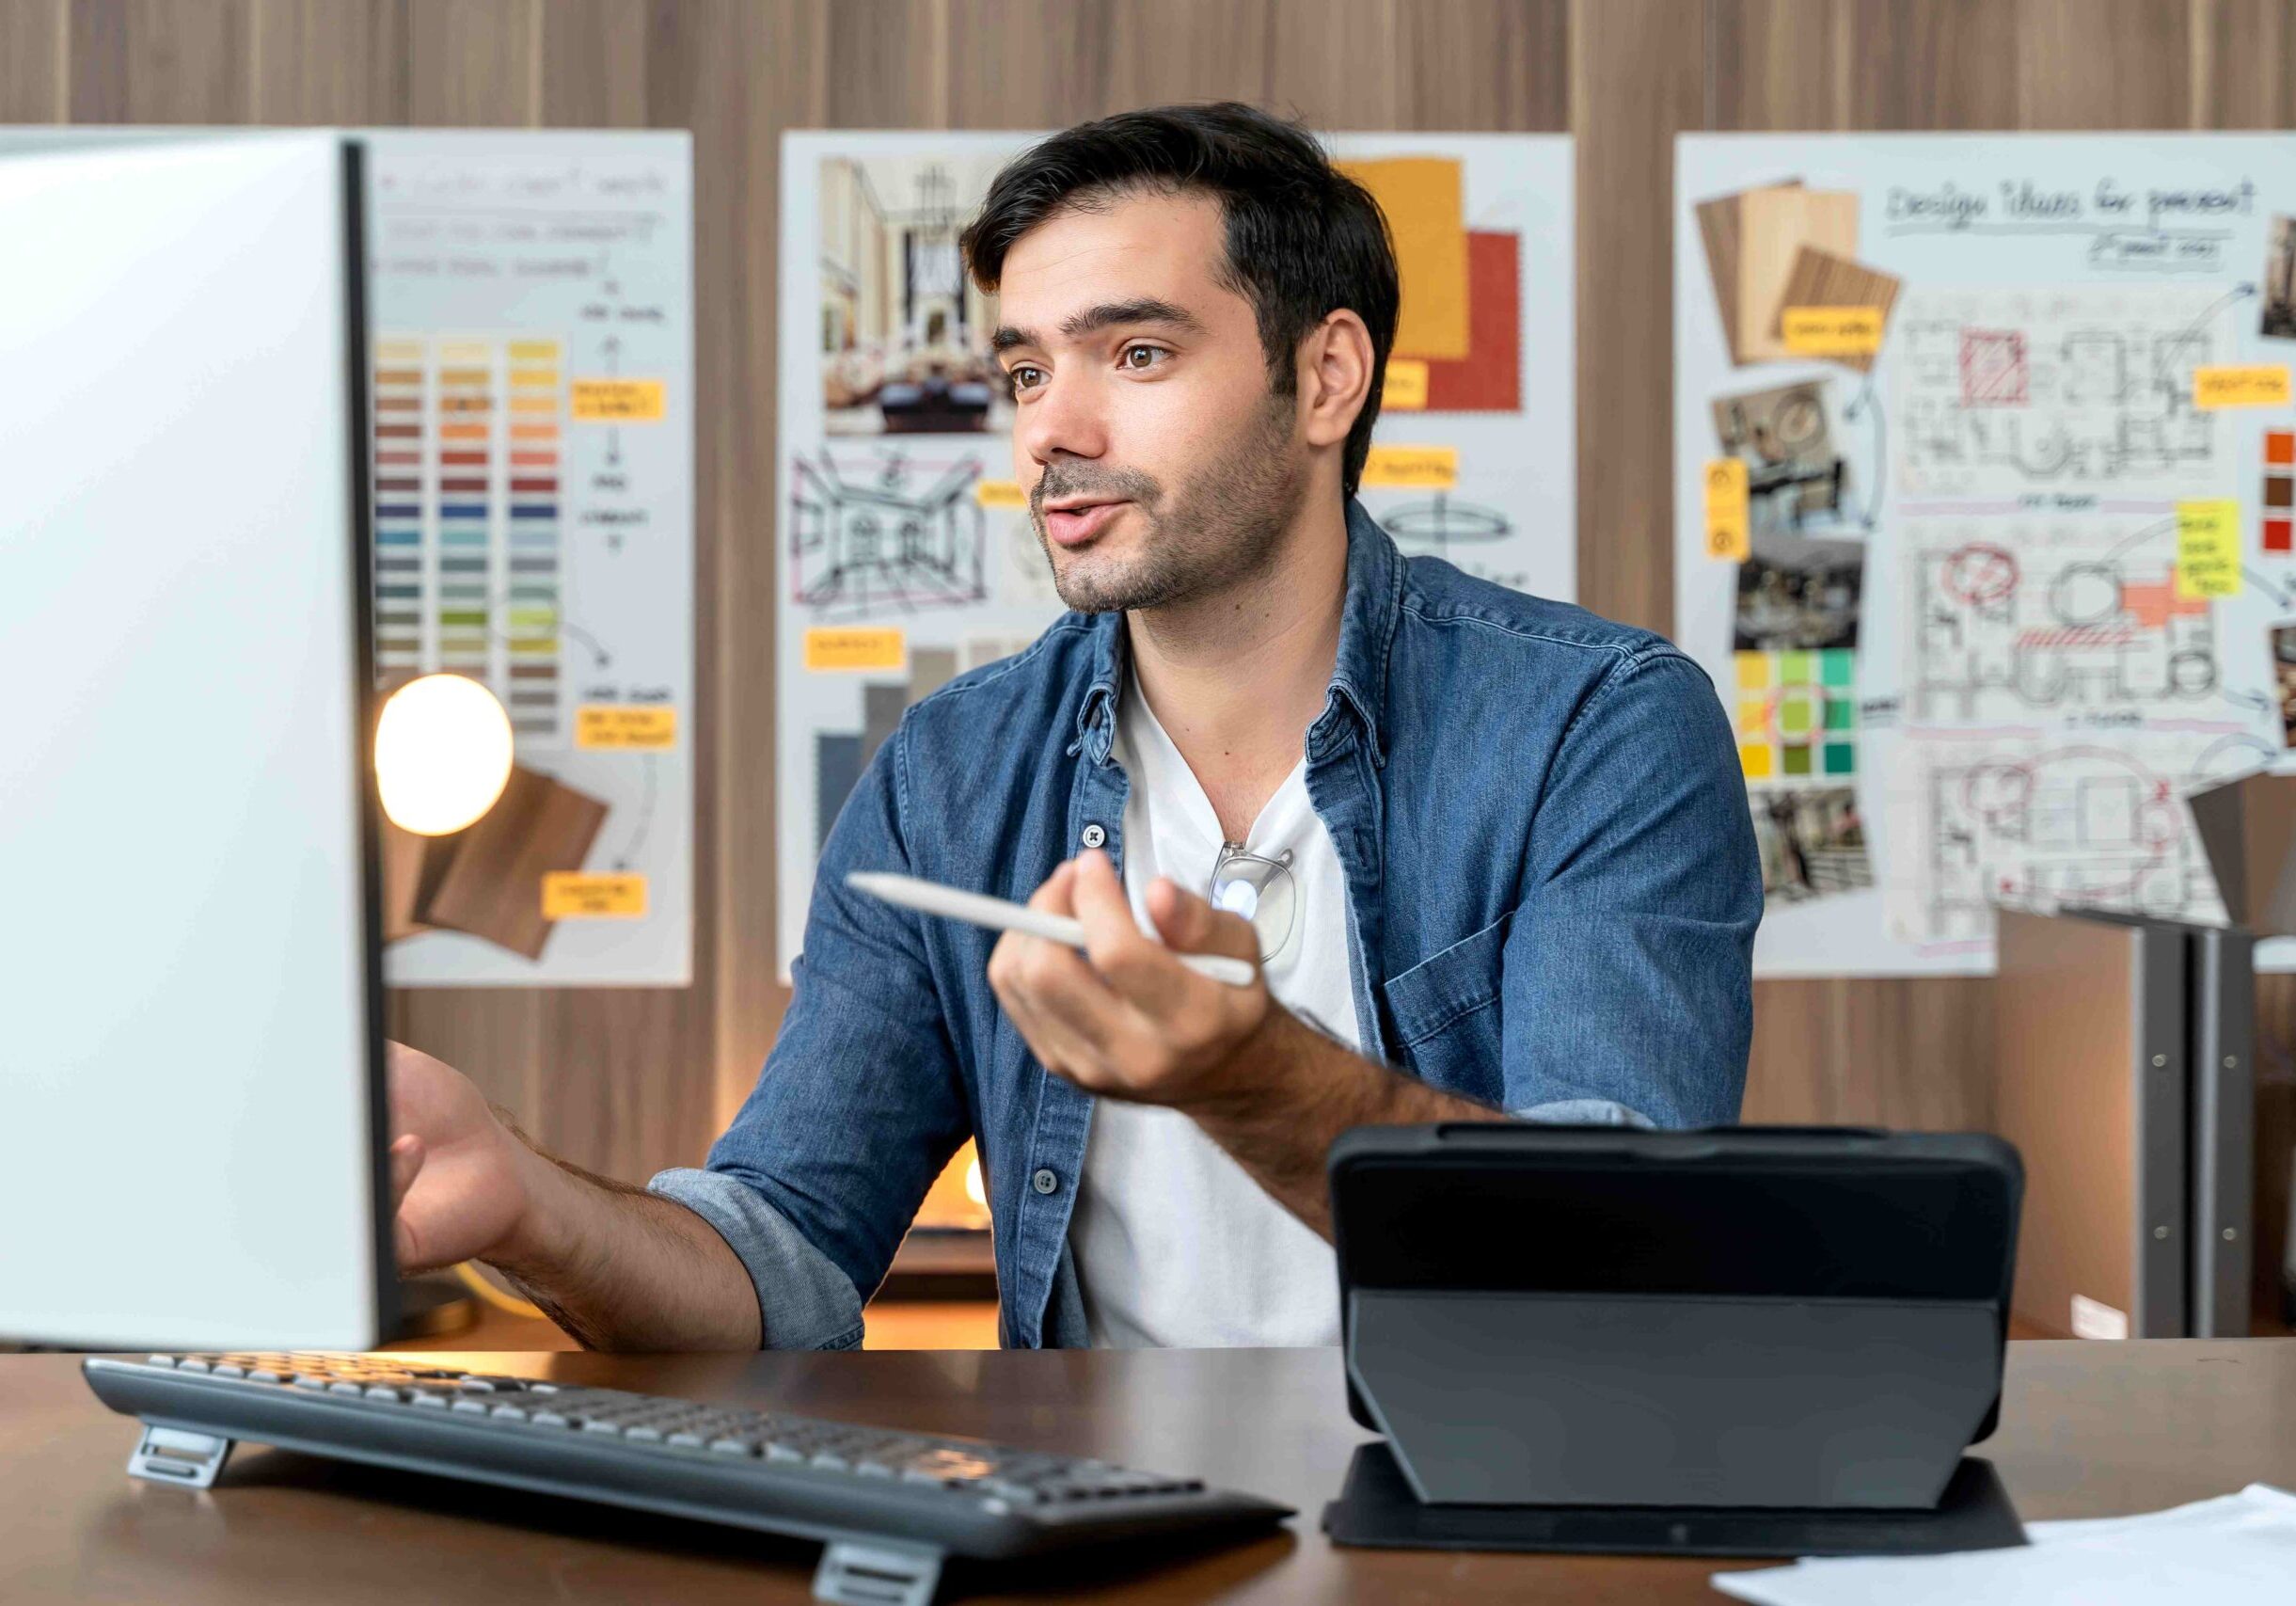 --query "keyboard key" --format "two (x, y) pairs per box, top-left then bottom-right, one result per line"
(176, 1359), (211, 1374)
